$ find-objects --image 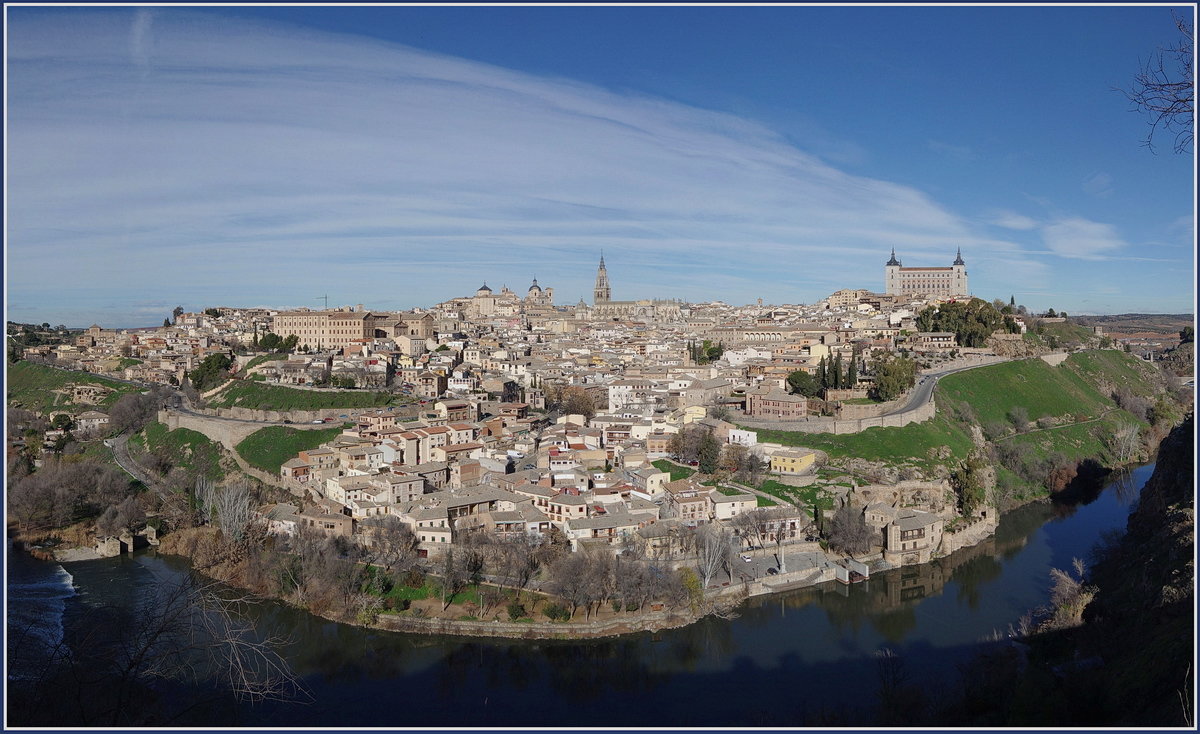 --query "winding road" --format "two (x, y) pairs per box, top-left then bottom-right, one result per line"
(881, 357), (1012, 416)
